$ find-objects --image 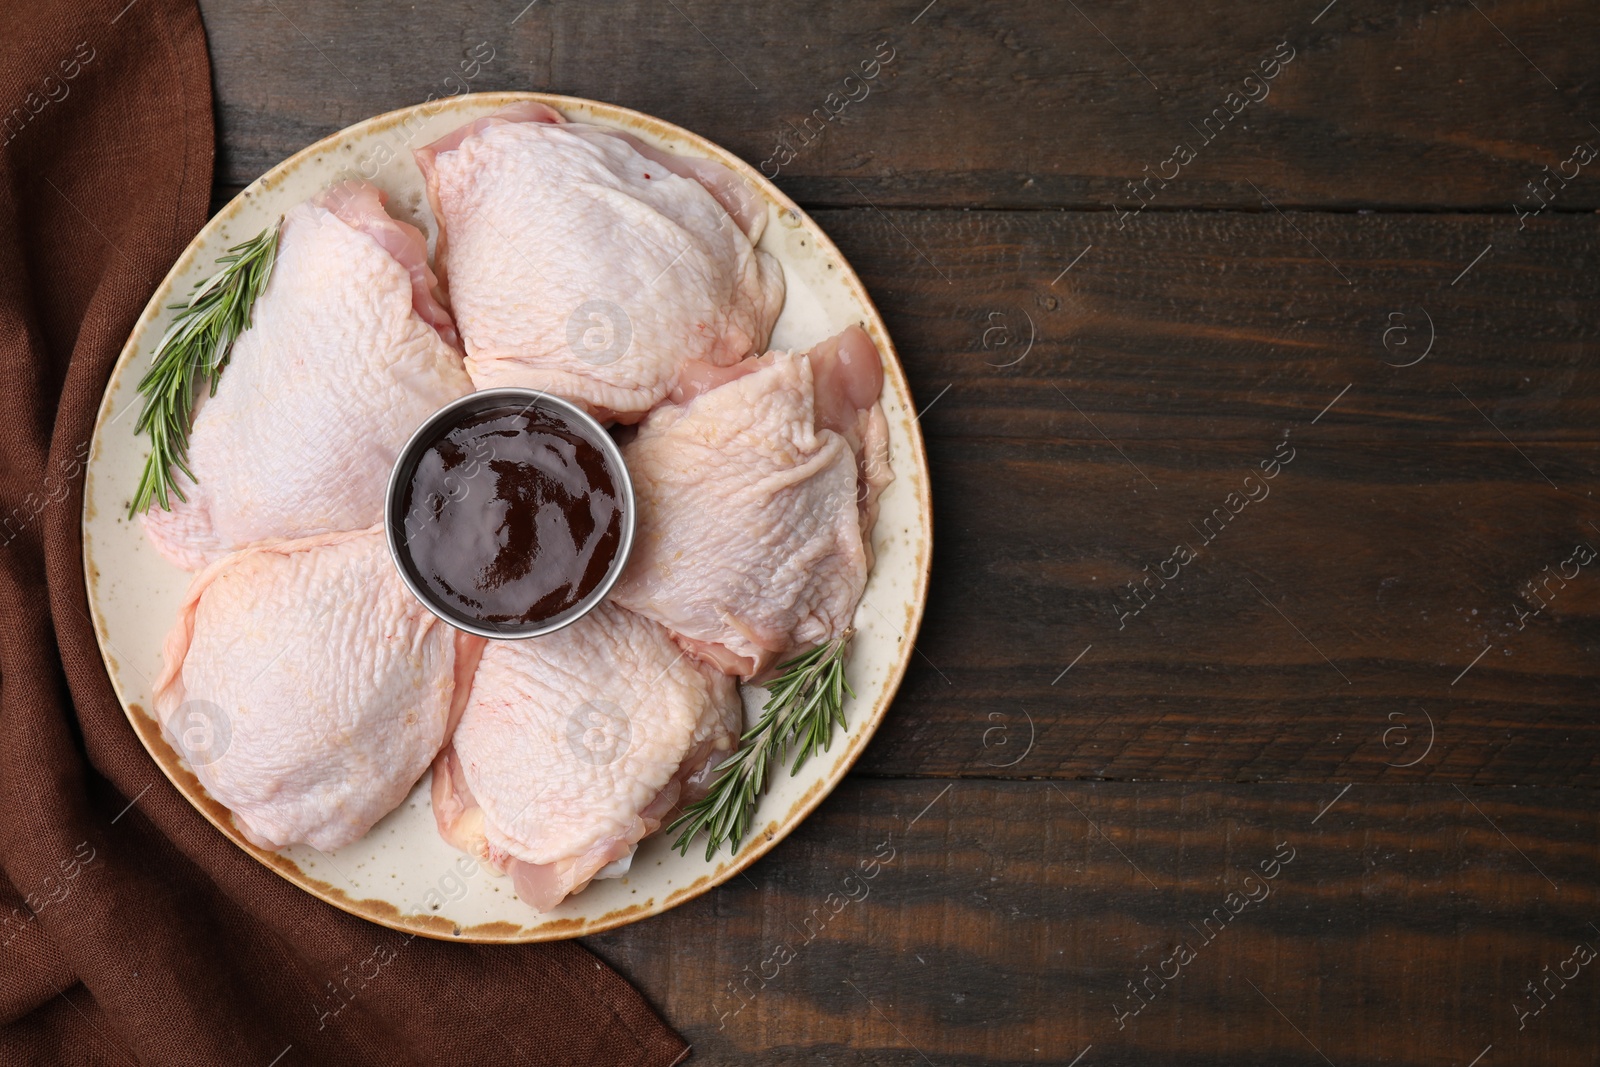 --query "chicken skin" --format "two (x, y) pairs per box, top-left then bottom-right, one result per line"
(152, 528), (483, 852)
(431, 602), (739, 912)
(415, 102), (784, 422)
(611, 326), (892, 677)
(140, 181), (471, 570)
